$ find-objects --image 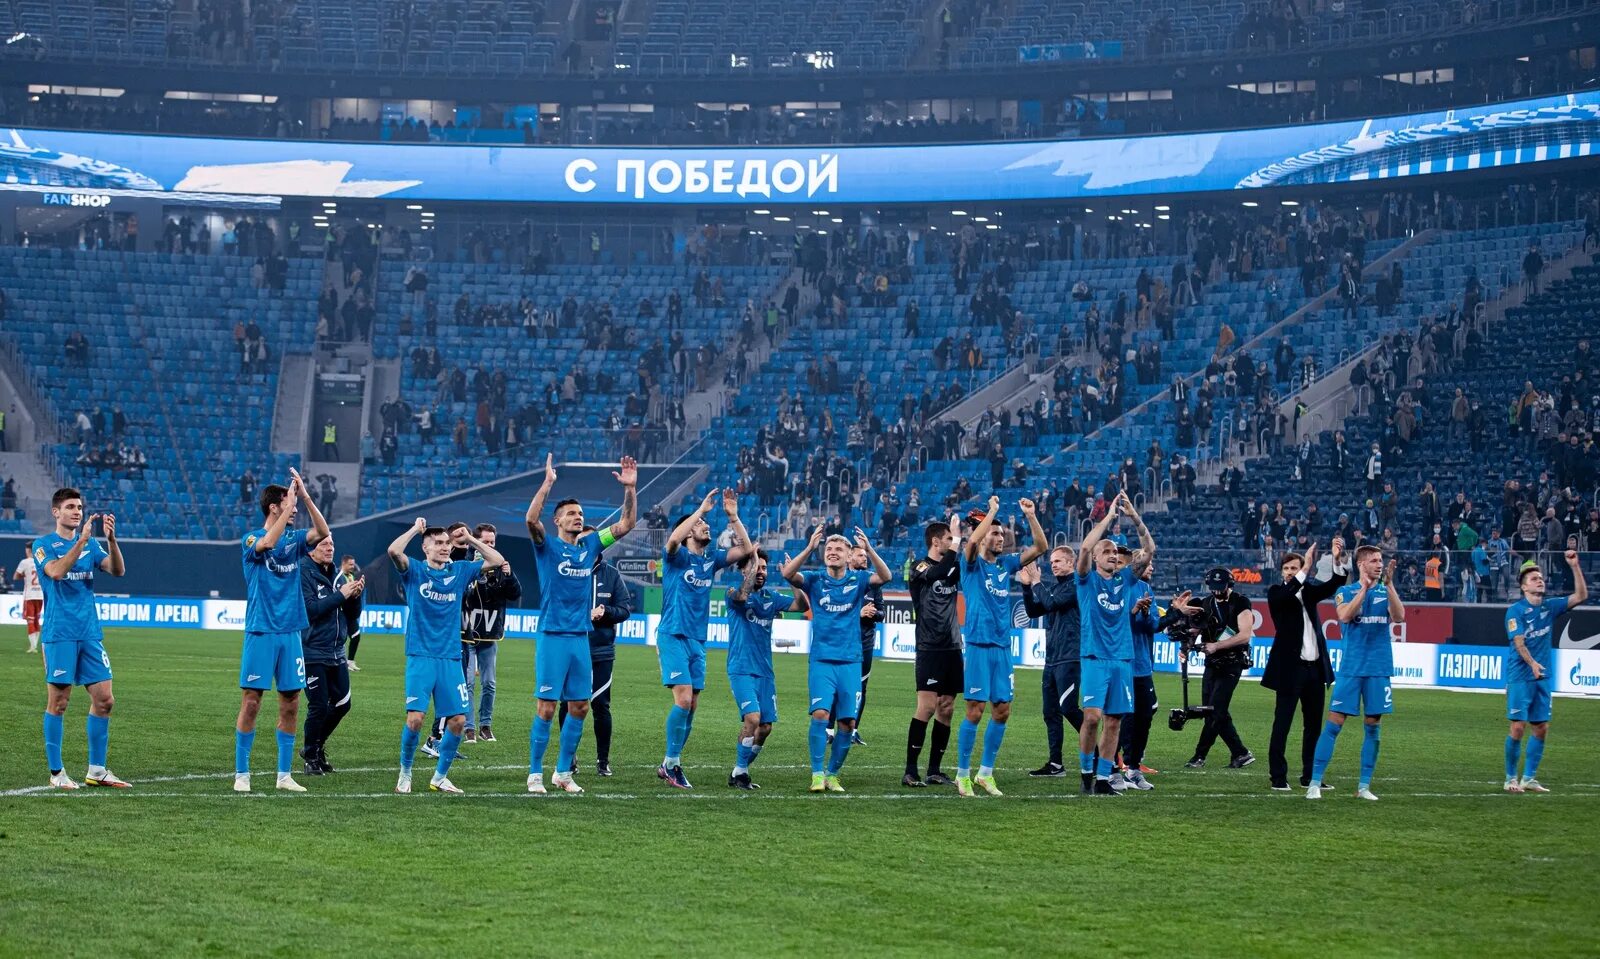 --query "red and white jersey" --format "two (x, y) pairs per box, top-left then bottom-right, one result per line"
(15, 556), (42, 600)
